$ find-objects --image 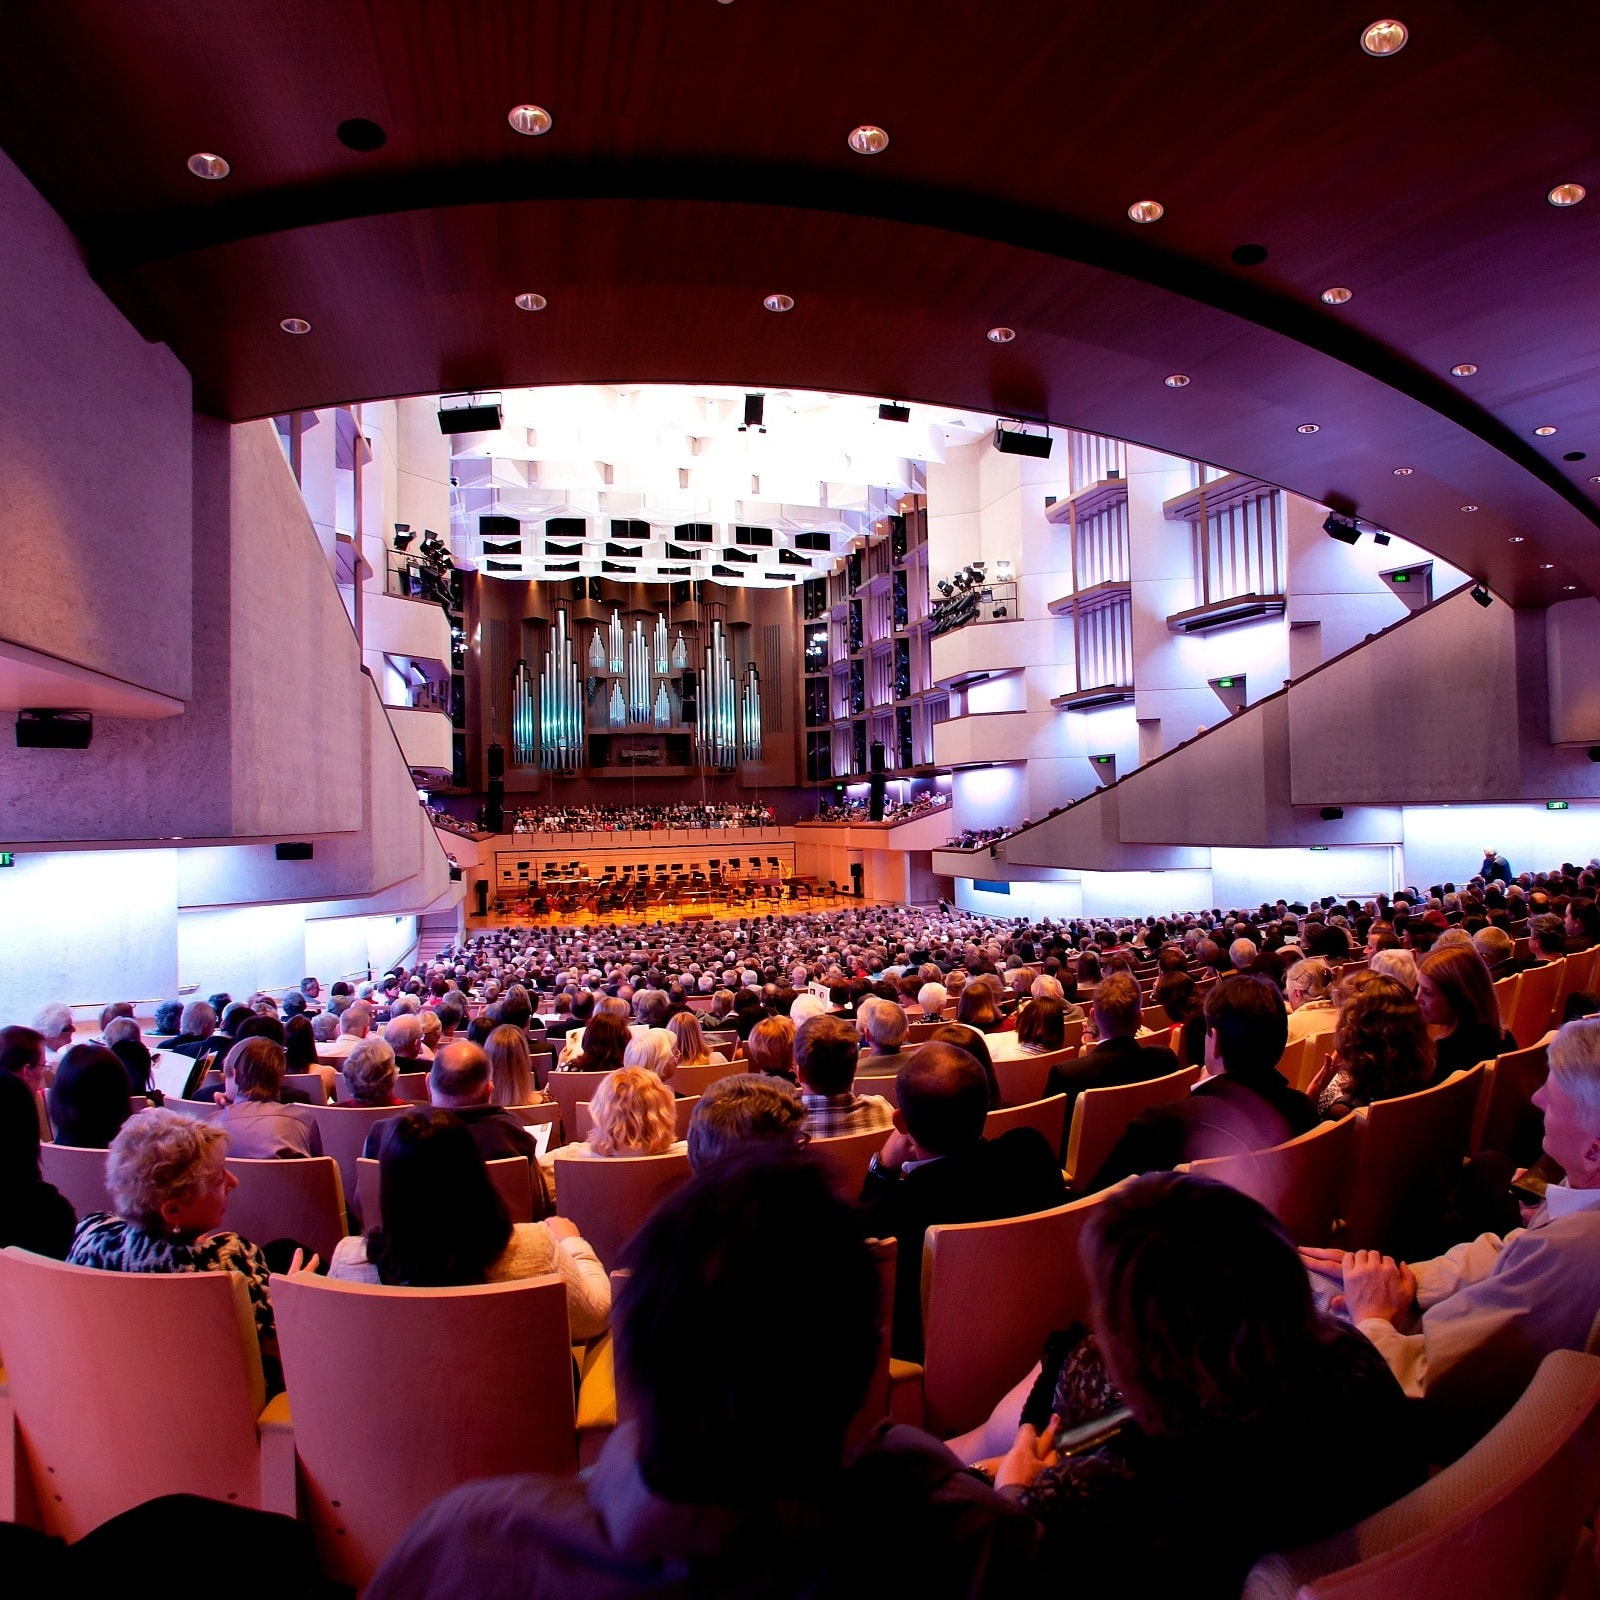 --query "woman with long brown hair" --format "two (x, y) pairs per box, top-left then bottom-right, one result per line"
(1417, 944), (1517, 1081)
